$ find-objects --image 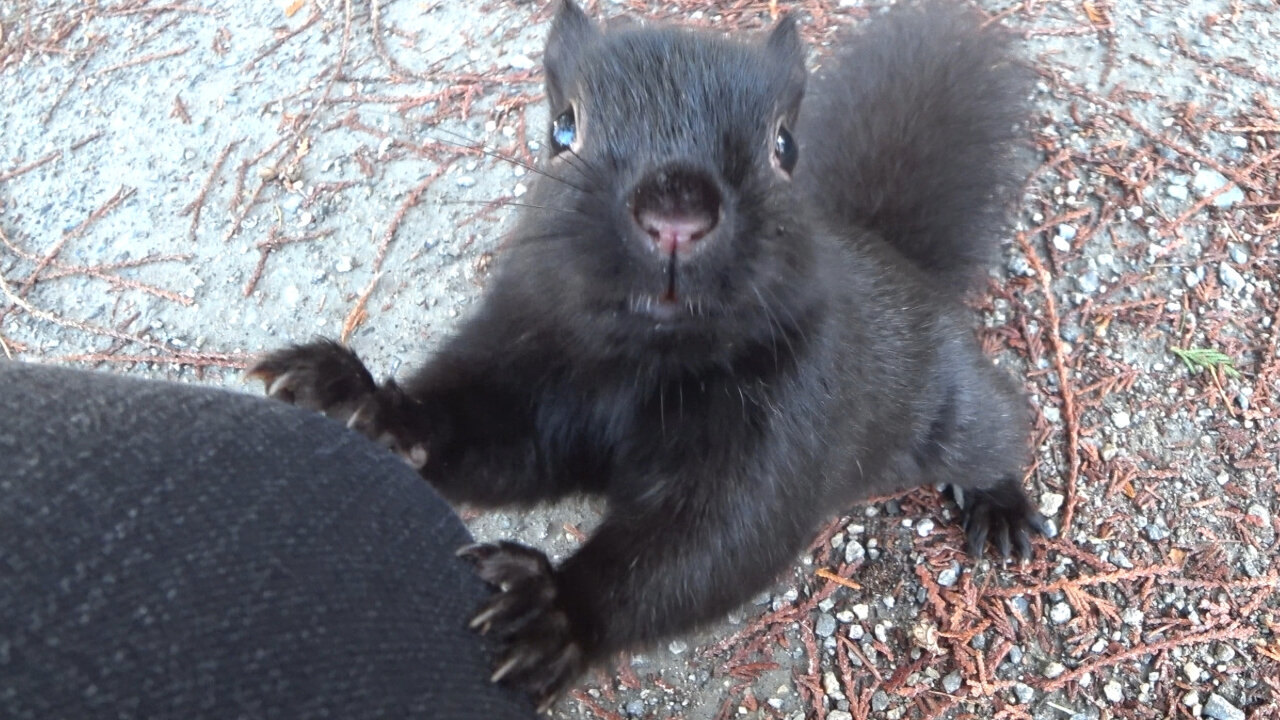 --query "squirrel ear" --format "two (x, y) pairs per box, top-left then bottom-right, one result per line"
(545, 0), (599, 107)
(765, 15), (806, 113)
(765, 14), (801, 59)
